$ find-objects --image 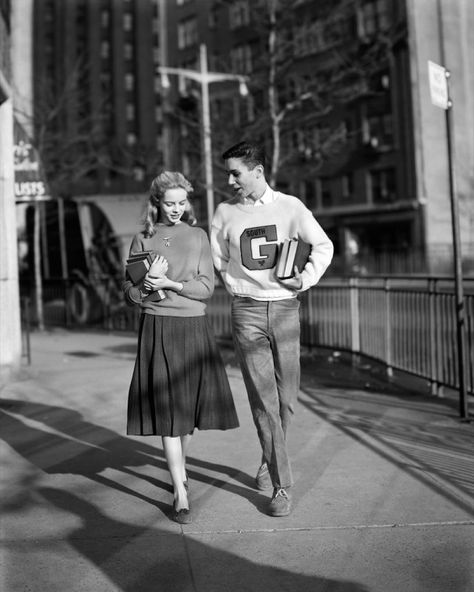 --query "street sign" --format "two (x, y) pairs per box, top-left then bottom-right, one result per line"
(428, 60), (449, 110)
